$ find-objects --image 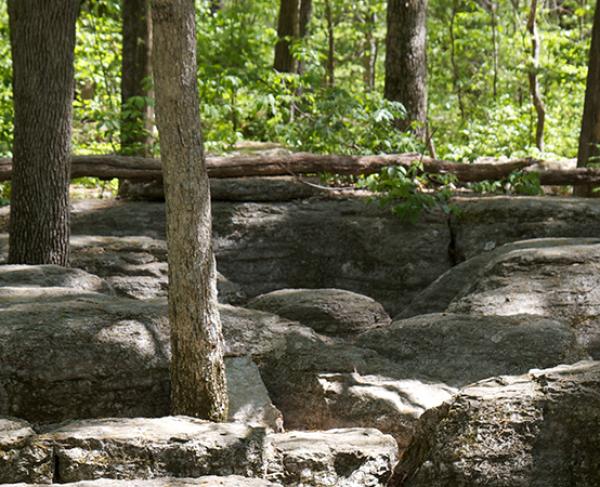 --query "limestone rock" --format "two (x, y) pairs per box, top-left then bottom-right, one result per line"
(398, 238), (600, 319)
(451, 196), (600, 260)
(39, 417), (266, 482)
(3, 478), (281, 487)
(265, 428), (398, 486)
(67, 198), (451, 315)
(393, 361), (600, 487)
(355, 313), (585, 387)
(0, 264), (111, 293)
(249, 288), (391, 336)
(226, 356), (284, 432)
(446, 241), (600, 357)
(0, 417), (52, 484)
